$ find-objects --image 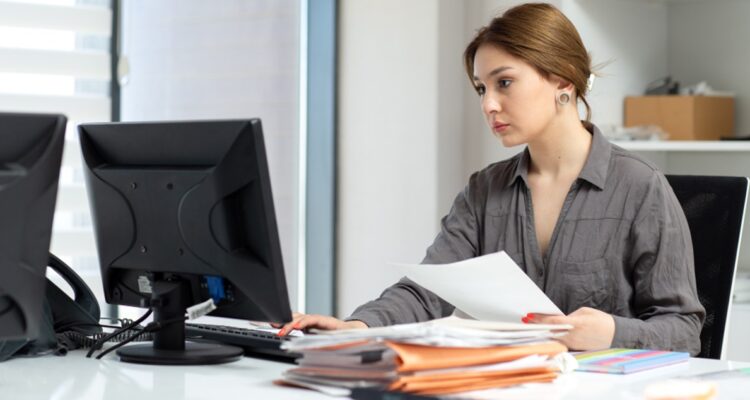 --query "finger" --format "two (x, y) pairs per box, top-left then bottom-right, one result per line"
(520, 312), (555, 323)
(278, 312), (305, 331)
(278, 314), (306, 336)
(568, 306), (598, 317)
(278, 323), (297, 336)
(294, 315), (332, 331)
(533, 316), (568, 325)
(527, 313), (569, 325)
(281, 314), (325, 335)
(277, 324), (291, 336)
(298, 315), (346, 332)
(293, 317), (316, 332)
